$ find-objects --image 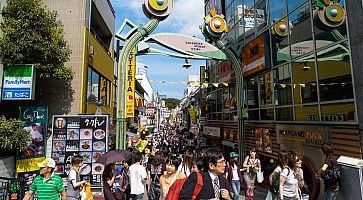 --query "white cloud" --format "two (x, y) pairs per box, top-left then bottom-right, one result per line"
(161, 0), (205, 38)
